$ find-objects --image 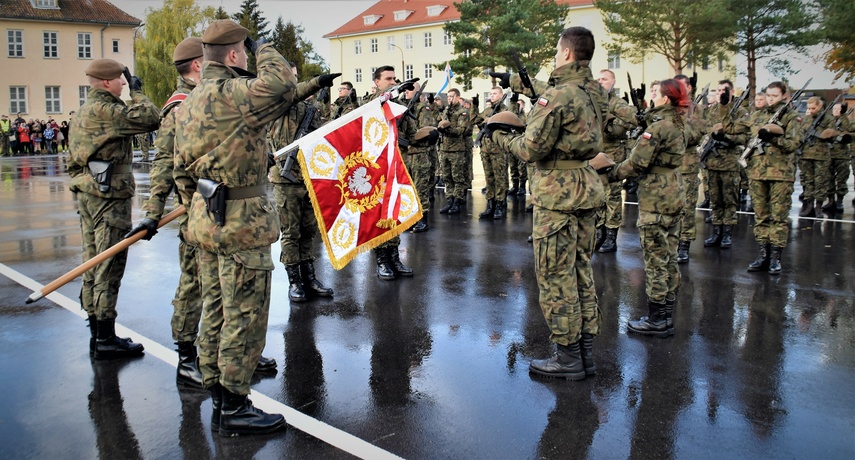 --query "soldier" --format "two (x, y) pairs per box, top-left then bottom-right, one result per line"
(490, 27), (606, 380)
(797, 96), (833, 217)
(607, 79), (688, 337)
(331, 81), (359, 119)
(595, 69), (637, 253)
(507, 93), (528, 196)
(739, 81), (801, 275)
(753, 90), (767, 113)
(437, 88), (473, 215)
(476, 86), (510, 219)
(267, 62), (338, 303)
(674, 74), (706, 263)
(0, 114), (10, 156)
(401, 82), (438, 233)
(173, 19), (298, 436)
(826, 102), (852, 212)
(67, 58), (160, 359)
